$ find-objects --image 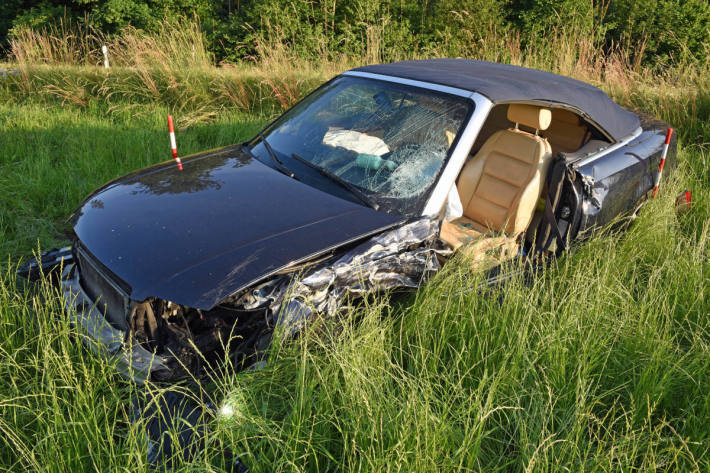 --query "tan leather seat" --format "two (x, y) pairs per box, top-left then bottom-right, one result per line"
(545, 108), (589, 154)
(441, 104), (553, 259)
(439, 216), (520, 269)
